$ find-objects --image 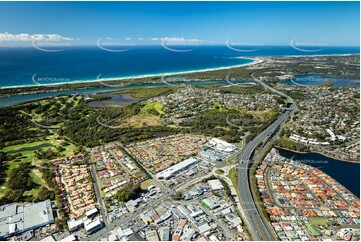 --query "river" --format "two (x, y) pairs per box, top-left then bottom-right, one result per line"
(0, 80), (254, 108)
